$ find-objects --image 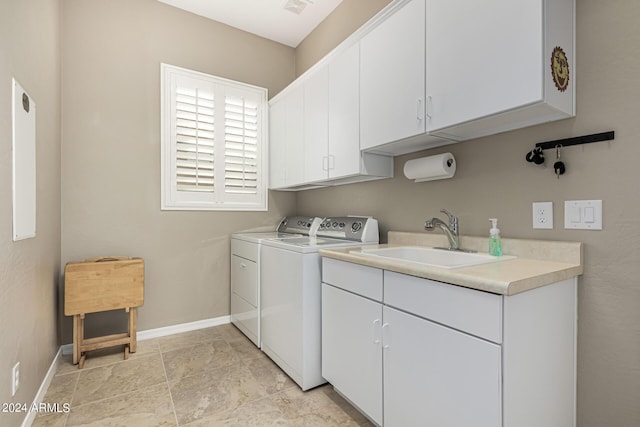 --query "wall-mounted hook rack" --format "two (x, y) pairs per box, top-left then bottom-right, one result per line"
(535, 131), (615, 151)
(525, 131), (615, 178)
